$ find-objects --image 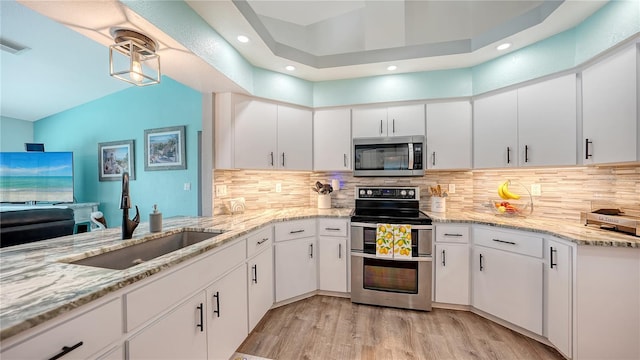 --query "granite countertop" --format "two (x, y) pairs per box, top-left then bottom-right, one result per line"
(1, 207), (638, 342)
